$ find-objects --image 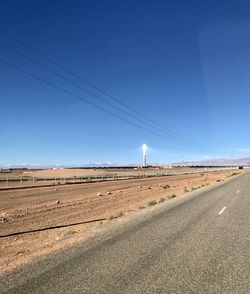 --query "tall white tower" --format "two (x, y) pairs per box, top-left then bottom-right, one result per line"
(142, 144), (147, 167)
